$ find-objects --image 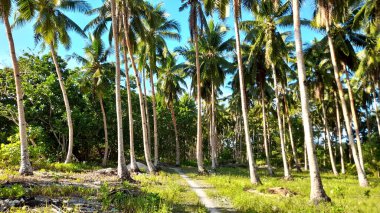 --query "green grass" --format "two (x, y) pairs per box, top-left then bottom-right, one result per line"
(182, 167), (380, 213)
